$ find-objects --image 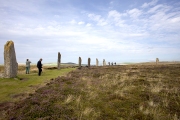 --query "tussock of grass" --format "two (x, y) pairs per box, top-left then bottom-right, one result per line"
(0, 64), (180, 119)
